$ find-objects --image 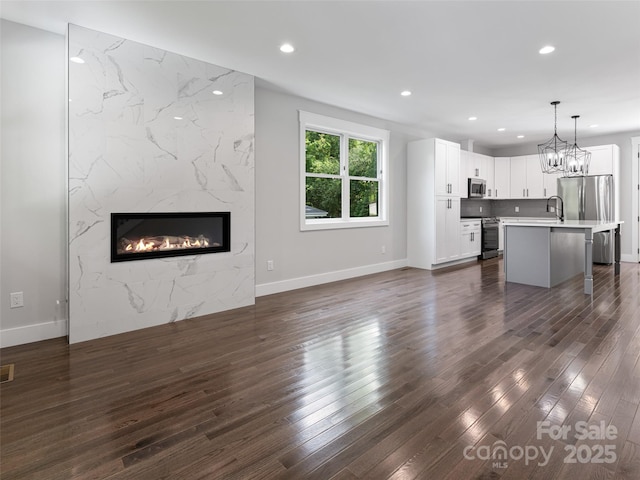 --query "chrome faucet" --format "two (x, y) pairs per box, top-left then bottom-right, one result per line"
(546, 195), (564, 222)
